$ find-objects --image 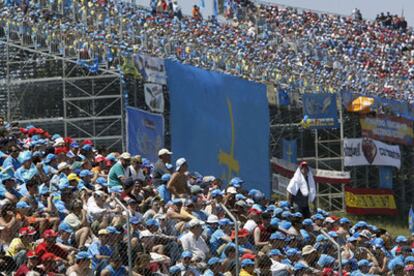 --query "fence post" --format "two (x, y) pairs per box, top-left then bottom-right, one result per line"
(320, 229), (342, 276)
(220, 203), (239, 276)
(114, 197), (133, 276)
